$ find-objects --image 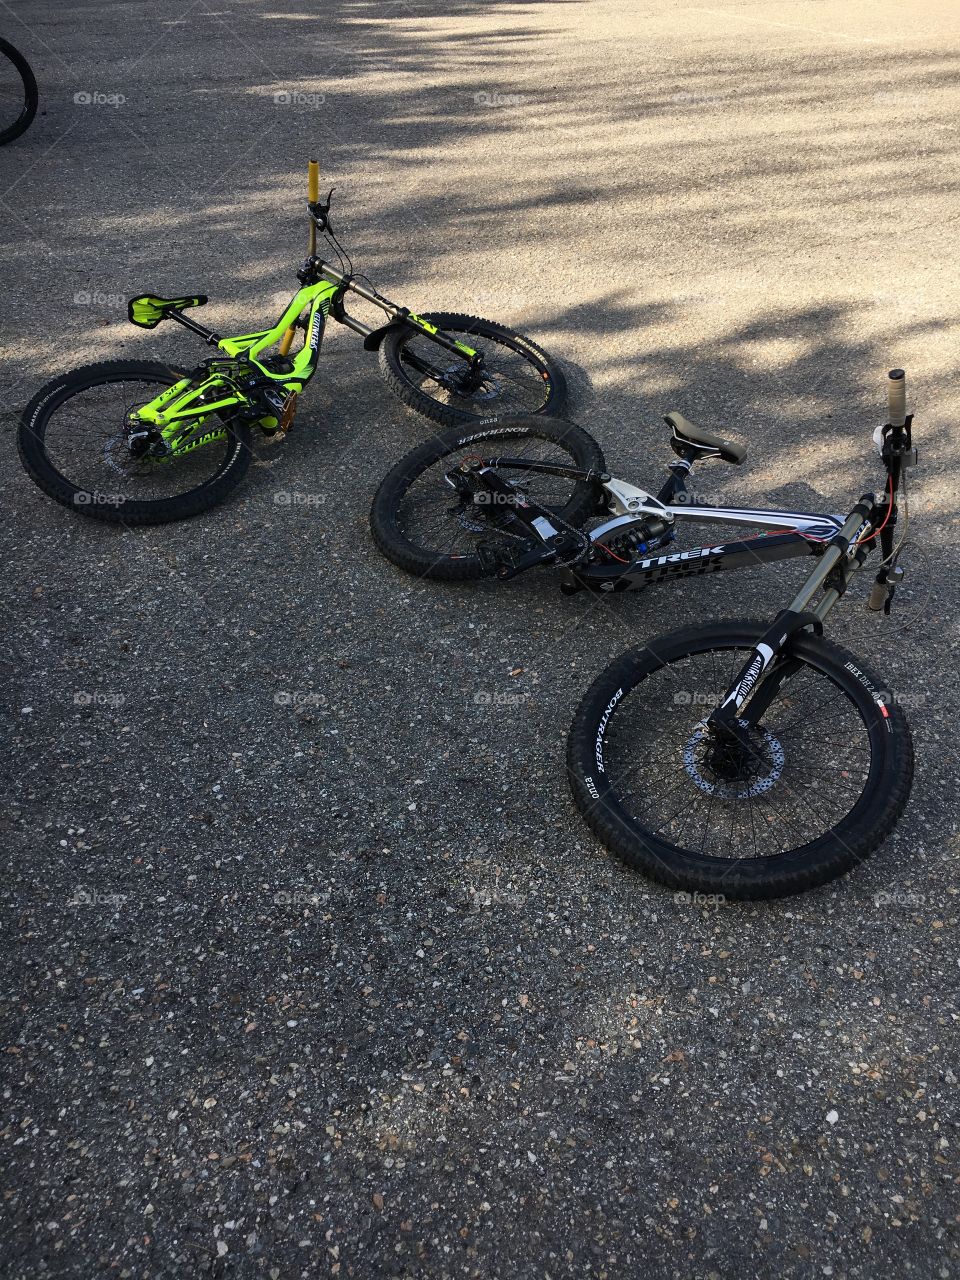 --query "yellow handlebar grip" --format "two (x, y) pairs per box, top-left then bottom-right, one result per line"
(307, 158), (320, 203)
